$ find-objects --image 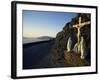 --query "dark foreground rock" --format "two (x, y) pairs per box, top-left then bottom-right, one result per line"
(23, 40), (55, 69)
